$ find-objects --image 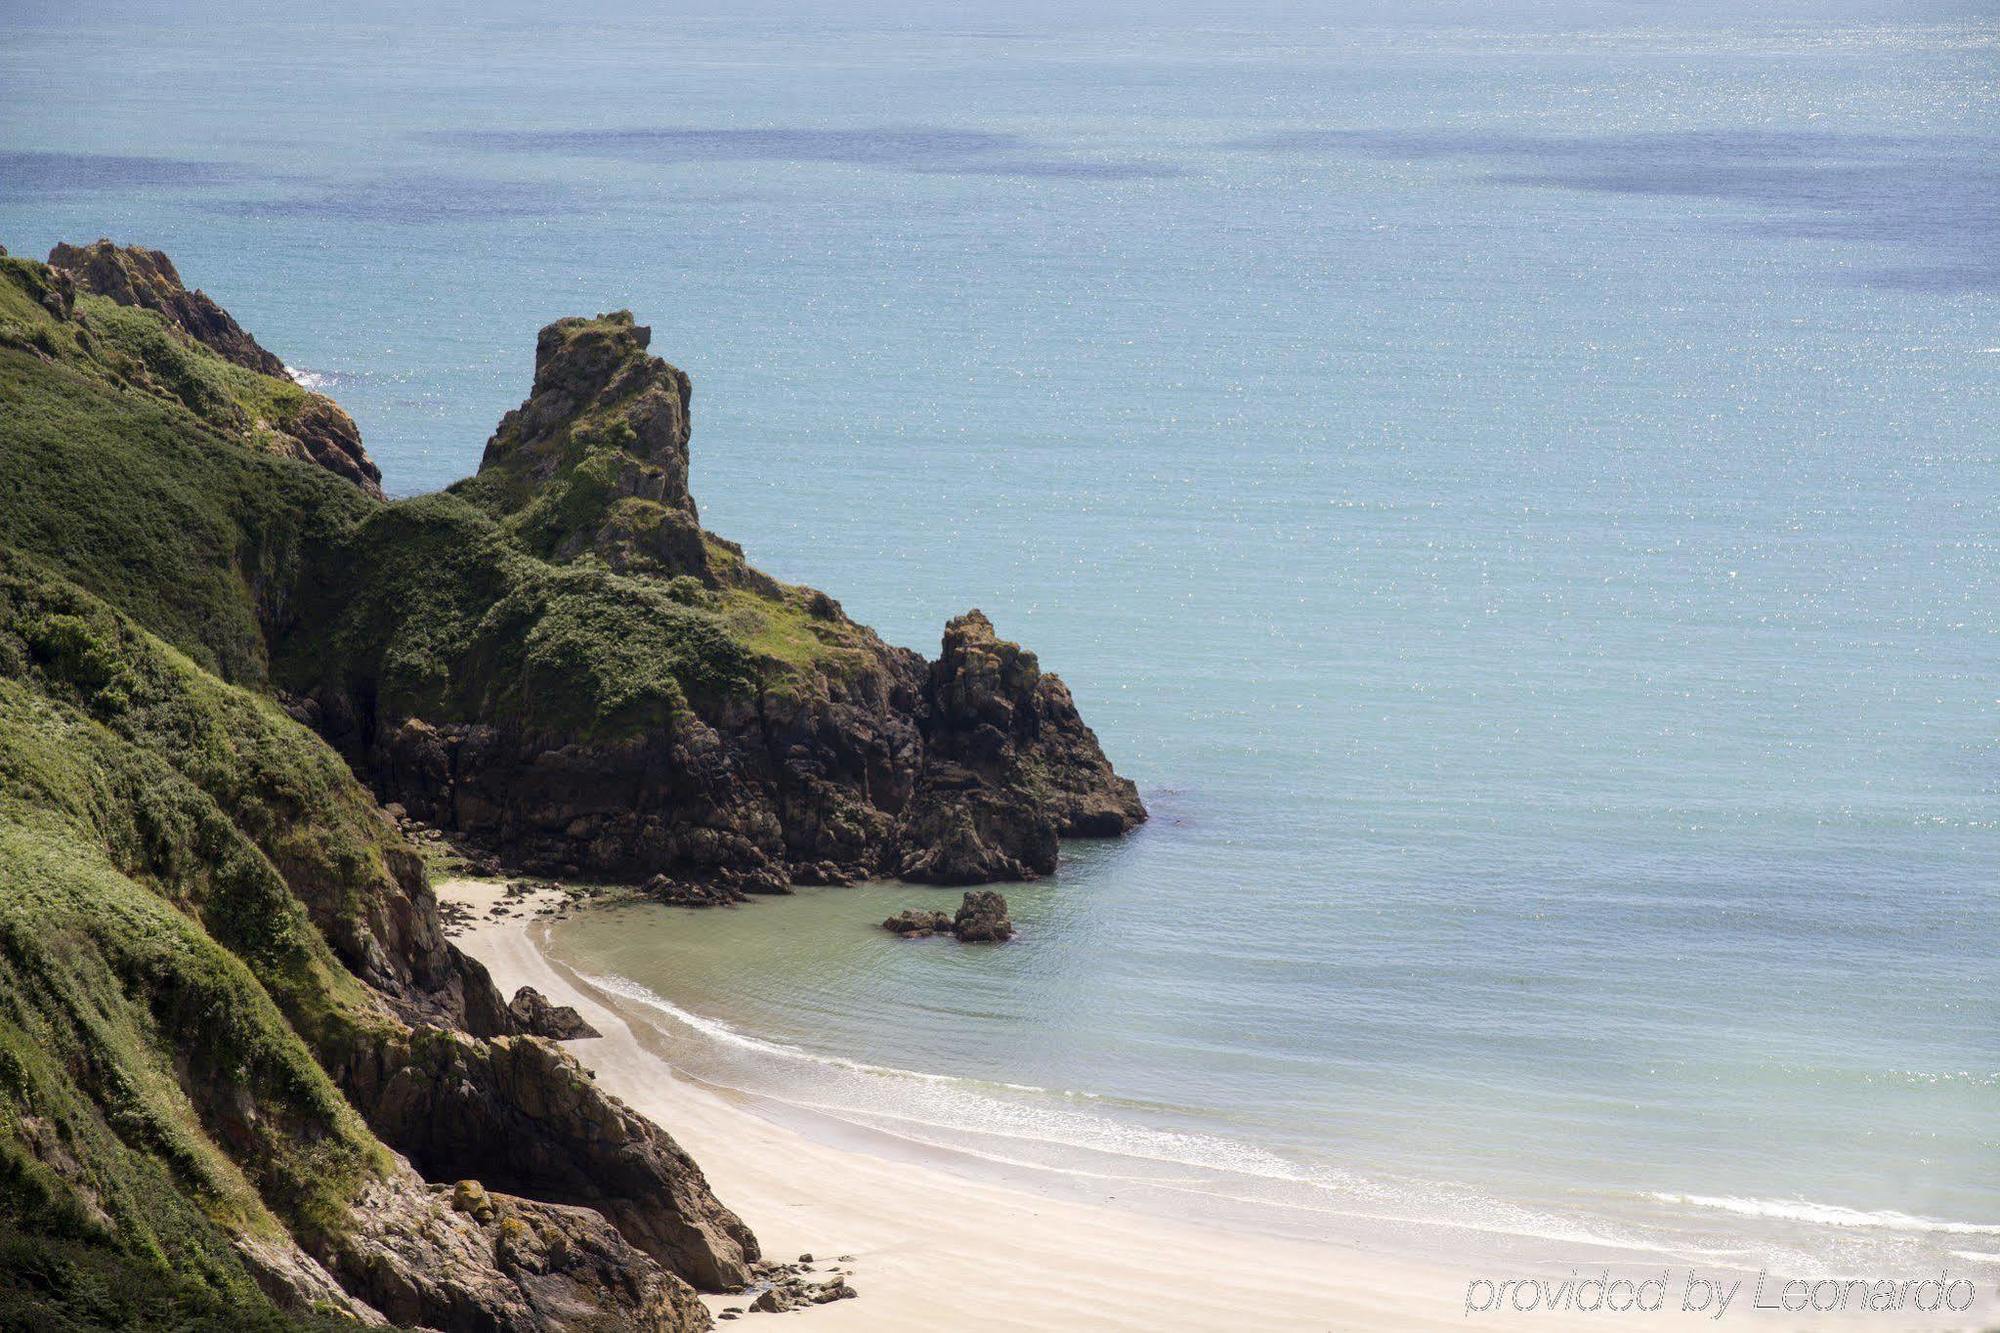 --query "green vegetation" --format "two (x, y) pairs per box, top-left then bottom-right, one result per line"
(0, 552), (413, 1327)
(0, 337), (367, 685)
(275, 491), (759, 740)
(0, 256), (866, 749)
(0, 248), (883, 1327)
(0, 1223), (357, 1333)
